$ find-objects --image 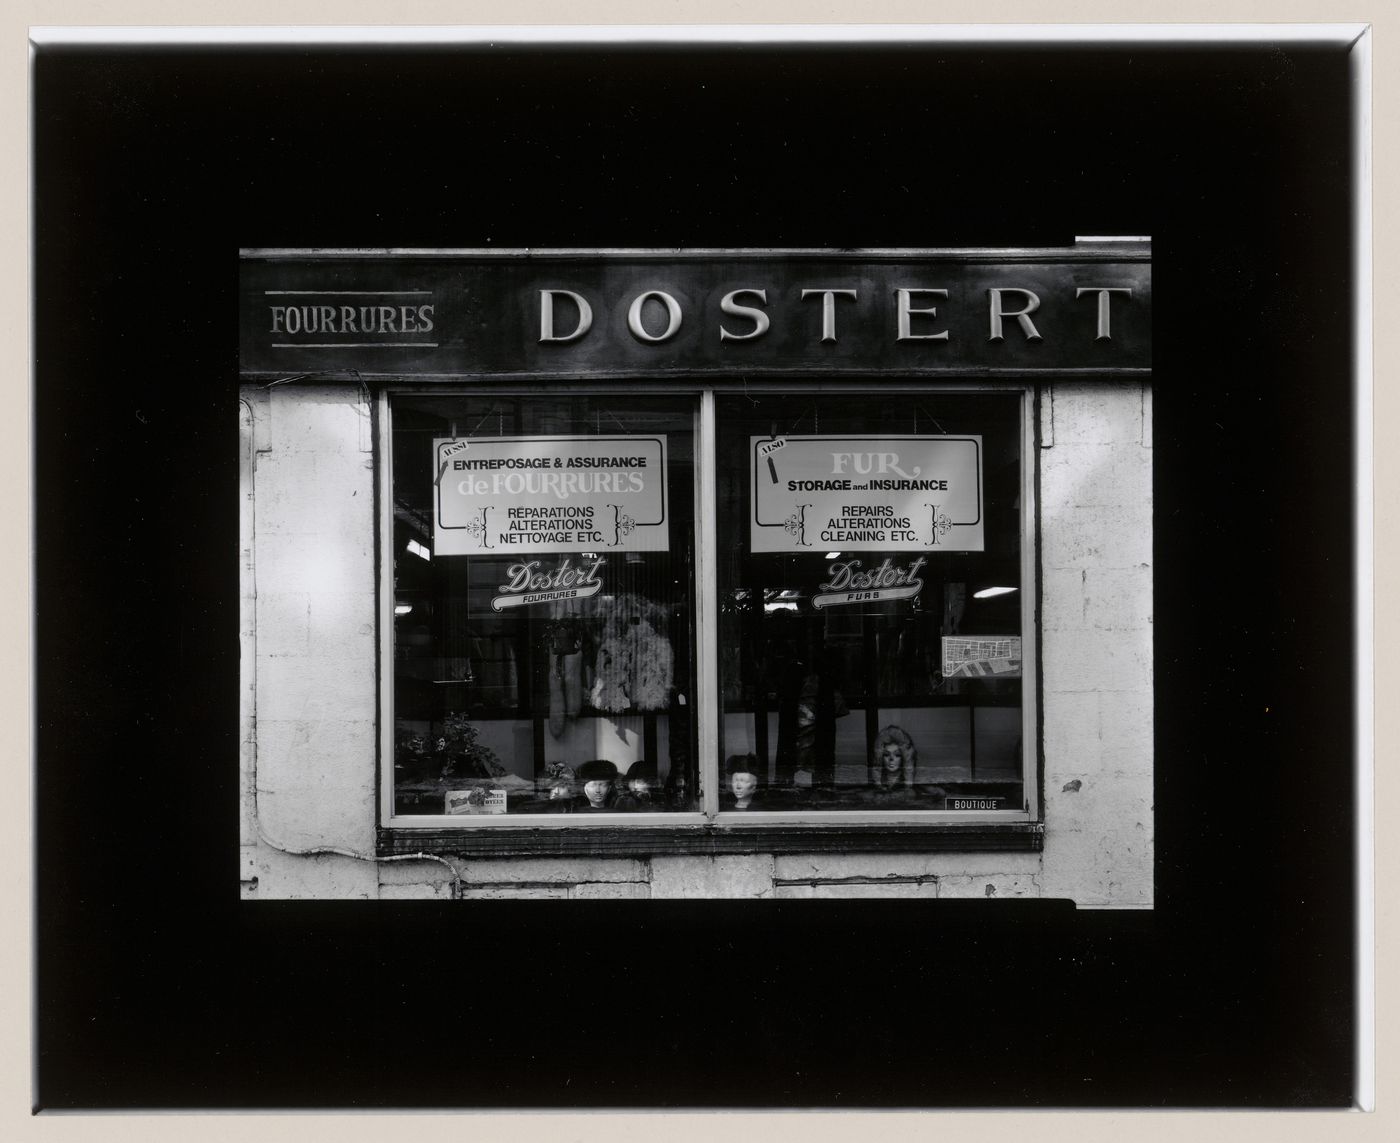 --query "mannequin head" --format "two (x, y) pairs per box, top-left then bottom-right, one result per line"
(626, 760), (657, 800)
(725, 755), (761, 808)
(881, 741), (906, 774)
(539, 763), (577, 810)
(870, 725), (917, 787)
(577, 759), (619, 808)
